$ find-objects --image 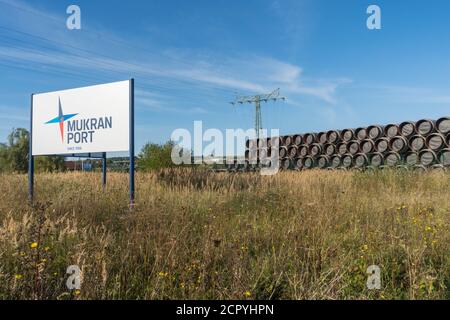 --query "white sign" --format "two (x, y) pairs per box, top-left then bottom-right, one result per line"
(32, 80), (131, 156)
